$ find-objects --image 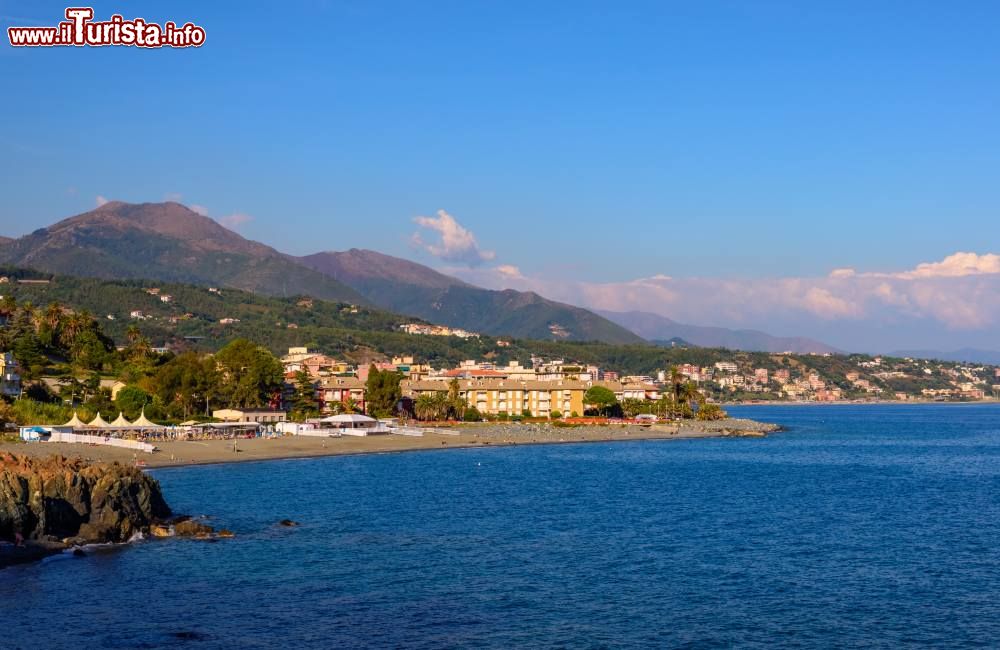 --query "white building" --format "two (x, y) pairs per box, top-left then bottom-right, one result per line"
(1, 352), (21, 397)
